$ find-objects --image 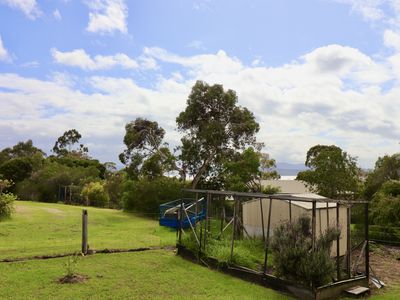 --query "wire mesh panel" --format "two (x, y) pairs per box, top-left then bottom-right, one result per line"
(177, 188), (370, 291)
